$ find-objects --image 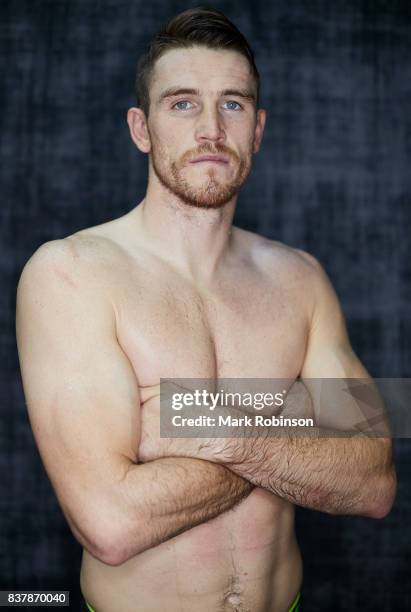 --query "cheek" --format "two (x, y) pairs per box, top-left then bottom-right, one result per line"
(236, 141), (255, 163)
(150, 115), (187, 143)
(150, 135), (173, 161)
(150, 127), (184, 157)
(228, 122), (255, 149)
